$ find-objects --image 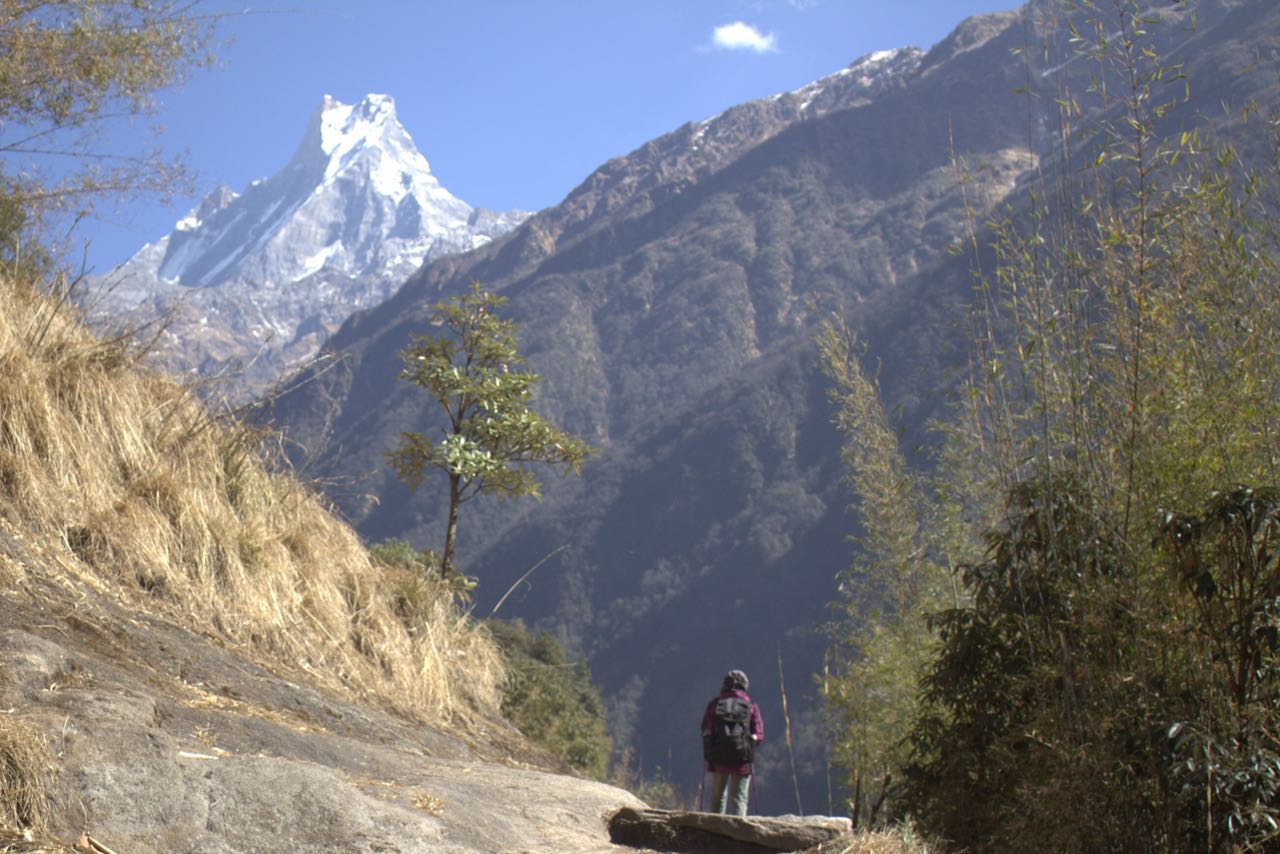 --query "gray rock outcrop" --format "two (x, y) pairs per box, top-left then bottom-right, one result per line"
(0, 530), (640, 853)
